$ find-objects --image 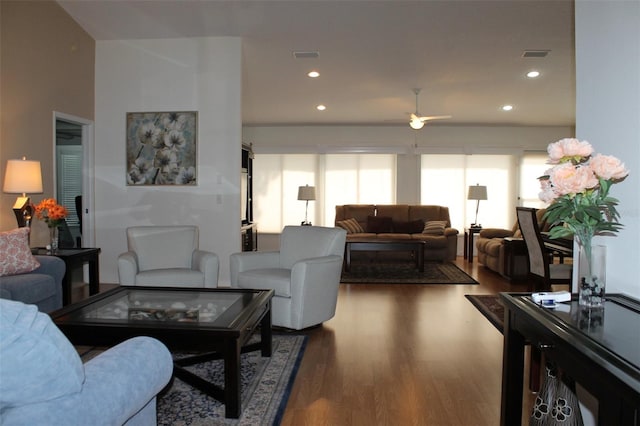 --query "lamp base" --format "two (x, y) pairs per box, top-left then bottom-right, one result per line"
(469, 223), (482, 229)
(12, 196), (33, 228)
(300, 221), (312, 226)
